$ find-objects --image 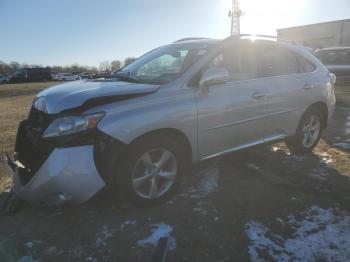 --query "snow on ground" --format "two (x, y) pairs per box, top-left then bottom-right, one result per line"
(309, 166), (332, 181)
(95, 225), (113, 247)
(247, 163), (260, 171)
(245, 206), (350, 262)
(345, 113), (350, 135)
(188, 166), (219, 199)
(18, 256), (38, 262)
(318, 152), (334, 165)
(137, 223), (176, 250)
(120, 220), (137, 232)
(333, 141), (350, 149)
